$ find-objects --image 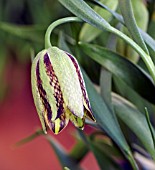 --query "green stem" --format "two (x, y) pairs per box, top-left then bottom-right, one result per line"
(110, 27), (155, 84)
(45, 17), (82, 49)
(145, 107), (155, 150)
(15, 129), (44, 147)
(127, 151), (139, 170)
(69, 140), (89, 162)
(45, 16), (155, 85)
(44, 15), (155, 84)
